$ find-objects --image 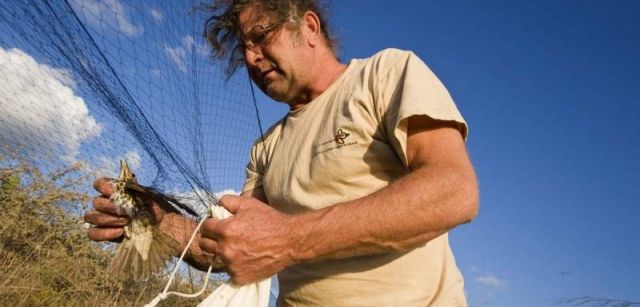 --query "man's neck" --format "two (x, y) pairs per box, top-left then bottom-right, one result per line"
(288, 54), (347, 111)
